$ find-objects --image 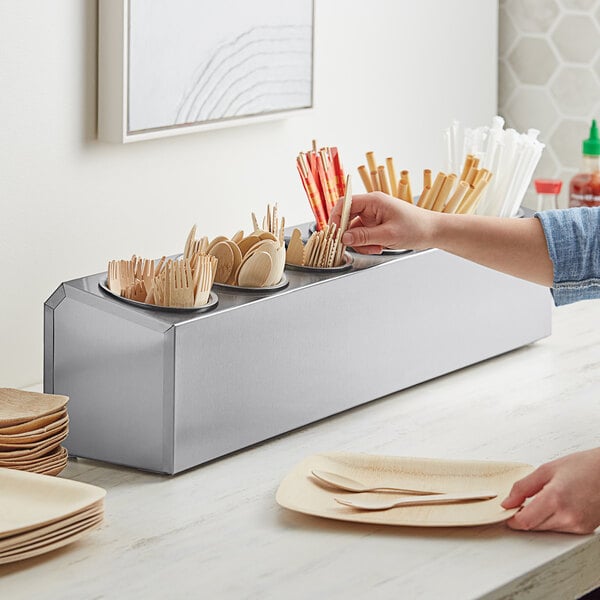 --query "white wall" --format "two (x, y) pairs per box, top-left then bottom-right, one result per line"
(0, 0), (497, 388)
